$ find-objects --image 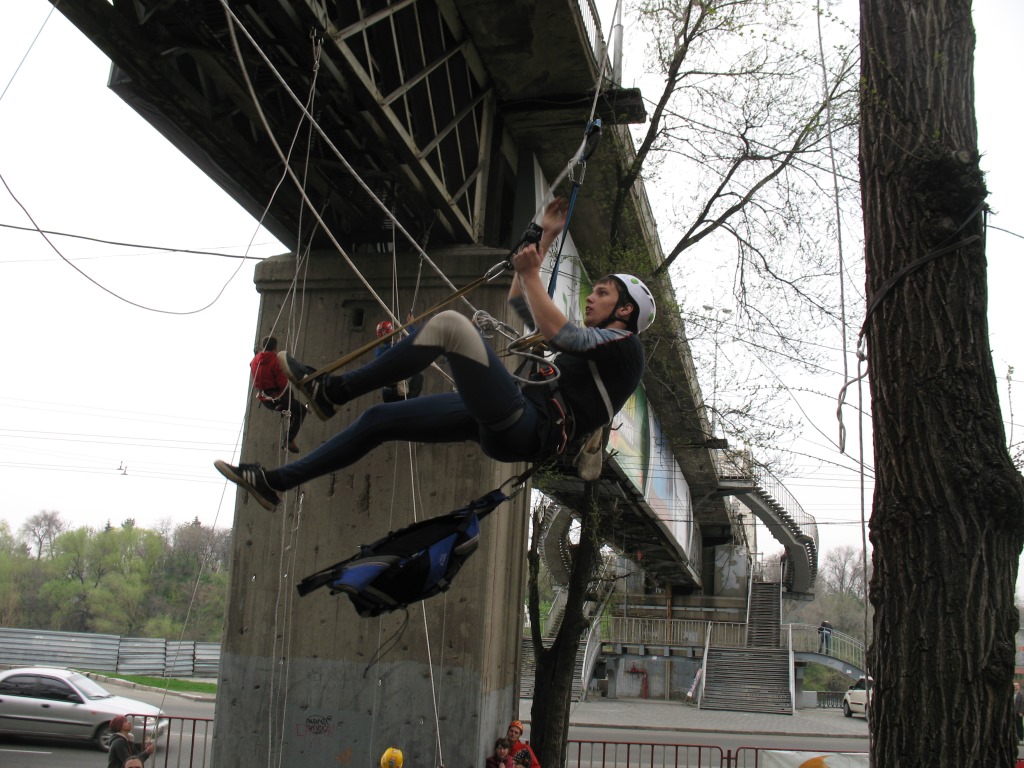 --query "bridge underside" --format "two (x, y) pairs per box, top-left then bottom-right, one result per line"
(538, 458), (702, 589)
(52, 0), (732, 588)
(51, 0), (647, 256)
